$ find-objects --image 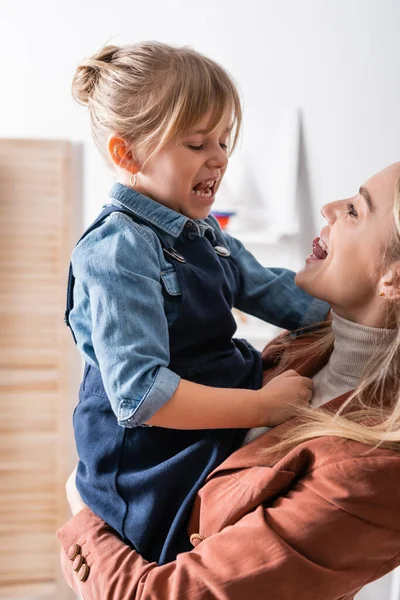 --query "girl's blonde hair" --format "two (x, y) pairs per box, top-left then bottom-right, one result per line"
(72, 41), (242, 165)
(263, 172), (400, 461)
